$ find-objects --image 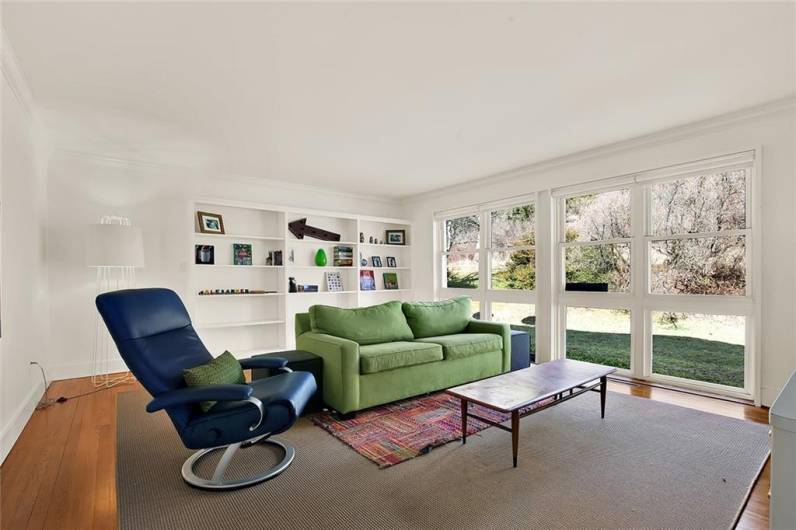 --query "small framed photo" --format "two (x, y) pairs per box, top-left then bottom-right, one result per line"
(197, 211), (225, 234)
(383, 272), (399, 290)
(359, 270), (376, 291)
(233, 243), (253, 265)
(371, 256), (383, 267)
(195, 245), (215, 265)
(385, 256), (397, 268)
(385, 230), (406, 245)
